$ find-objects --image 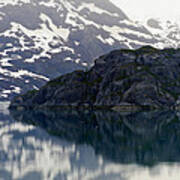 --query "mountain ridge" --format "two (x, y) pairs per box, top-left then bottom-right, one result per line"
(0, 0), (165, 101)
(0, 0), (180, 101)
(9, 46), (180, 110)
